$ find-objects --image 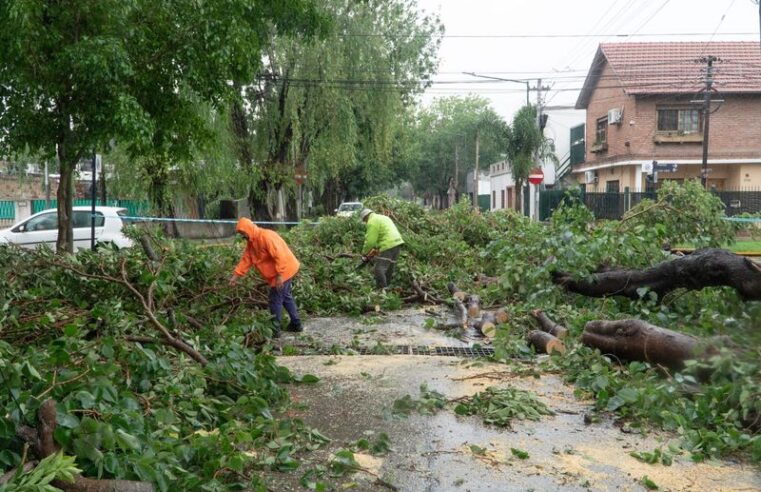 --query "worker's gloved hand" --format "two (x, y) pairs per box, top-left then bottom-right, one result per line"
(361, 255), (369, 263)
